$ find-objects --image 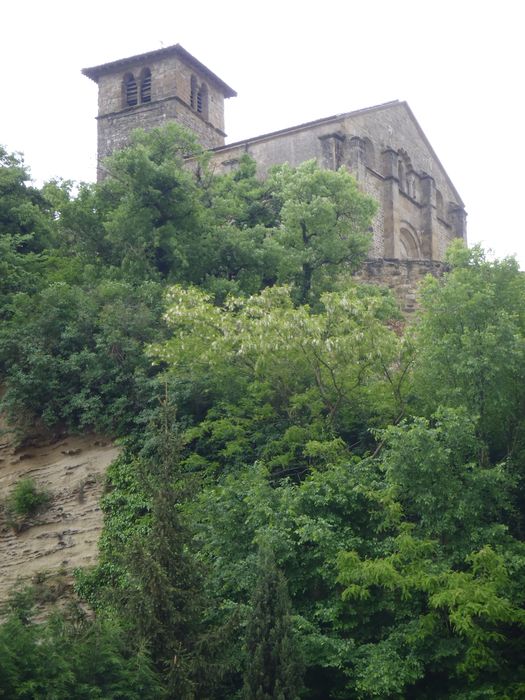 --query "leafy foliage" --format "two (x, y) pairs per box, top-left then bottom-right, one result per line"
(0, 147), (53, 251)
(0, 601), (164, 699)
(268, 160), (376, 304)
(413, 243), (525, 461)
(2, 131), (525, 699)
(4, 478), (51, 532)
(153, 283), (405, 478)
(243, 545), (303, 699)
(0, 279), (166, 433)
